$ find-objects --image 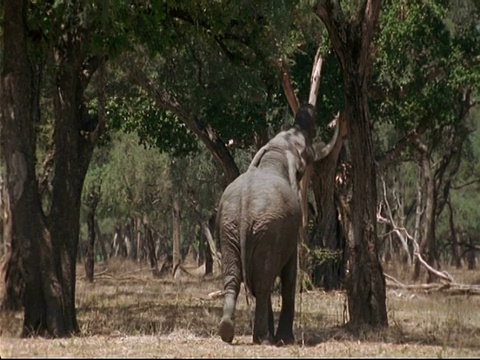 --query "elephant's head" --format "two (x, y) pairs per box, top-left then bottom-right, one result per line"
(247, 104), (340, 198)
